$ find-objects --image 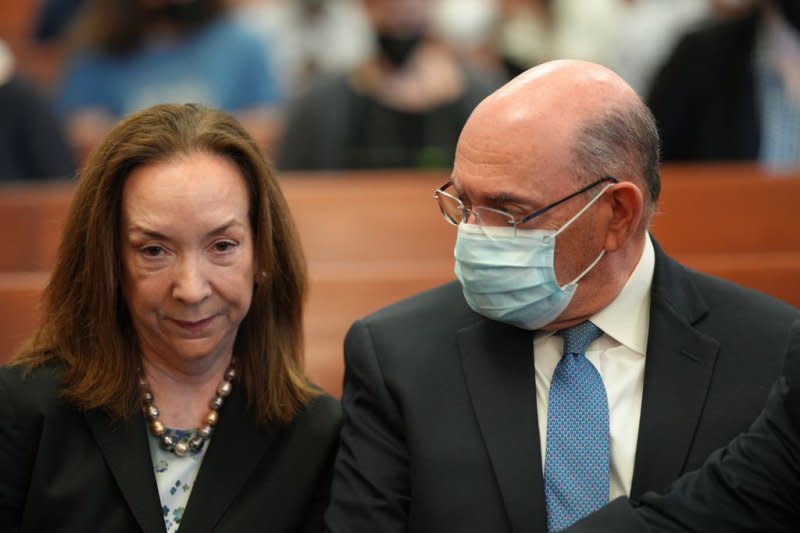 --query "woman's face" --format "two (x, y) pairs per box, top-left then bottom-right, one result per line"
(120, 152), (255, 370)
